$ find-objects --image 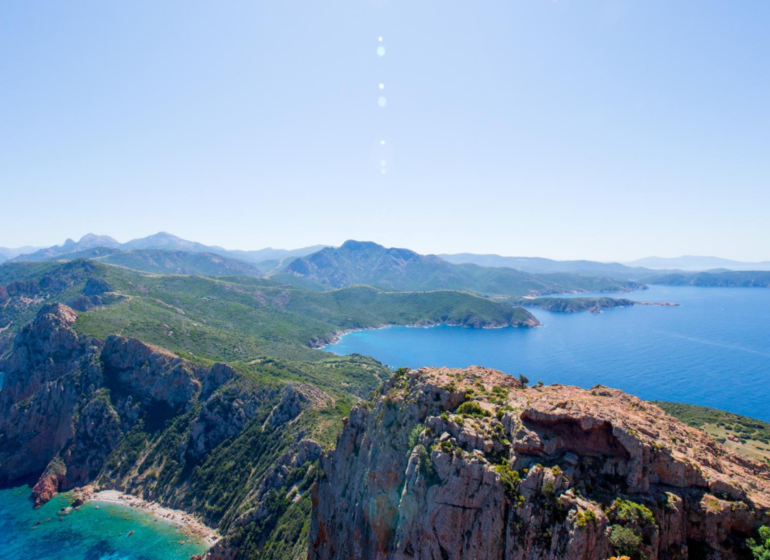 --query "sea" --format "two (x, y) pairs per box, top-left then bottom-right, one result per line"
(0, 486), (207, 560)
(2, 285), (768, 557)
(327, 286), (770, 422)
